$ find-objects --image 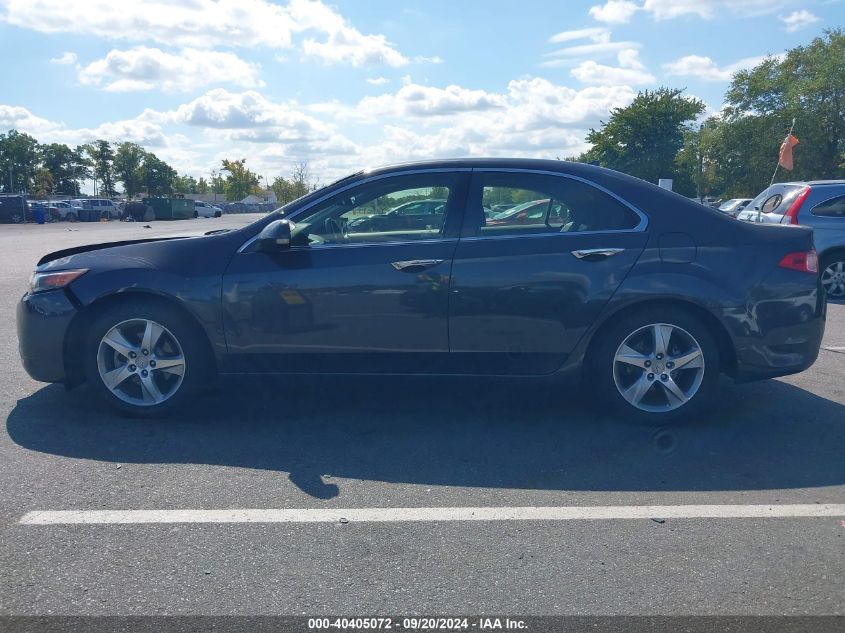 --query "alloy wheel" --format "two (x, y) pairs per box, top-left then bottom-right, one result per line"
(96, 318), (186, 406)
(612, 323), (705, 413)
(821, 260), (845, 298)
